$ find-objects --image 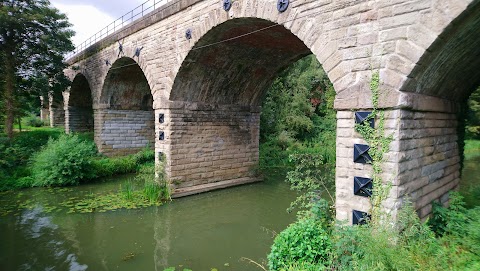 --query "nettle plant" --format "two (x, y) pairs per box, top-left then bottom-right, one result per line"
(354, 71), (394, 223)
